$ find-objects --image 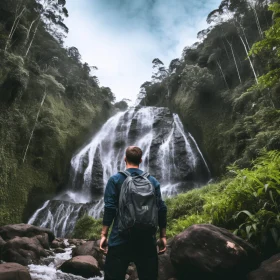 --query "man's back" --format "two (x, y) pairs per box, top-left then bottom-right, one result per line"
(100, 146), (167, 280)
(103, 168), (167, 247)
